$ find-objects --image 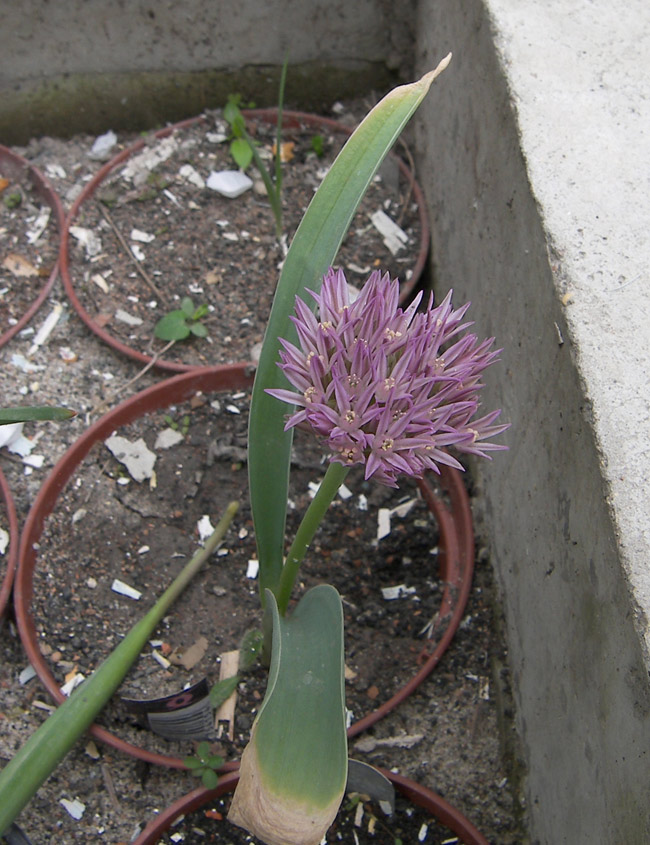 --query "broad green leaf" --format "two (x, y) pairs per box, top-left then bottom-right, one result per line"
(202, 768), (219, 789)
(154, 310), (190, 340)
(228, 586), (346, 844)
(180, 297), (195, 317)
(183, 756), (204, 770)
(248, 58), (451, 600)
(231, 137), (253, 170)
(209, 675), (240, 709)
(190, 321), (208, 338)
(0, 406), (76, 425)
